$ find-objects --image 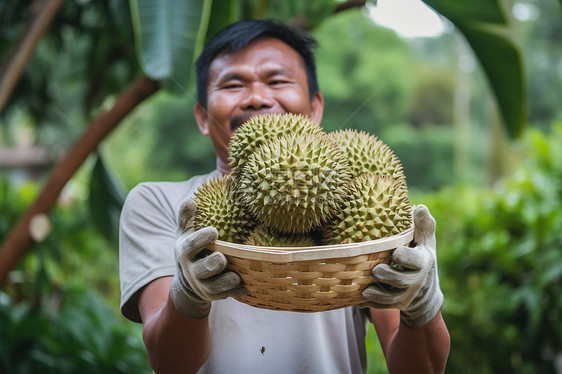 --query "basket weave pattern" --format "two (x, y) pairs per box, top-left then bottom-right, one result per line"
(225, 250), (393, 312)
